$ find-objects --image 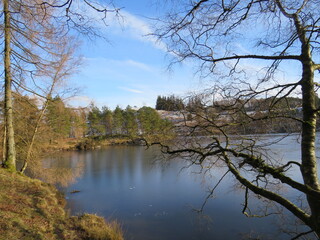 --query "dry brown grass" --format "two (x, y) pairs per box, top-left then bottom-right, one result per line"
(70, 214), (123, 240)
(0, 168), (124, 240)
